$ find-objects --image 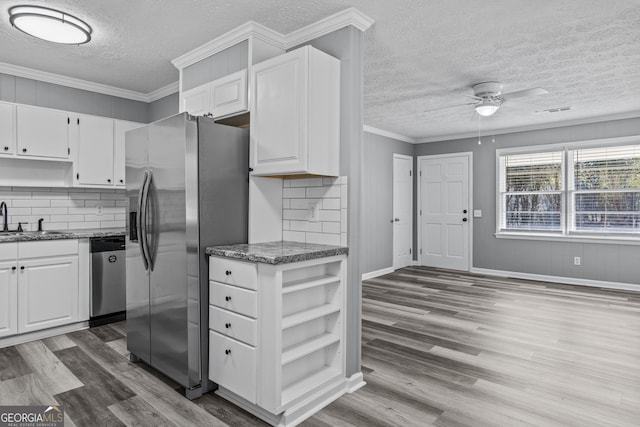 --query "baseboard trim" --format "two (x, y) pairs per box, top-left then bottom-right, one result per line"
(362, 267), (394, 281)
(470, 267), (640, 292)
(346, 372), (366, 393)
(0, 321), (89, 348)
